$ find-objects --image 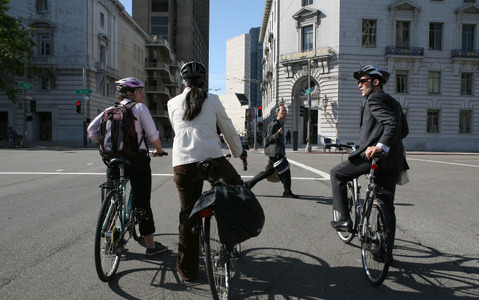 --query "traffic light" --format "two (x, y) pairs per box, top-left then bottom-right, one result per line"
(258, 105), (262, 117)
(257, 121), (263, 128)
(299, 105), (305, 117)
(76, 101), (82, 114)
(30, 100), (37, 112)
